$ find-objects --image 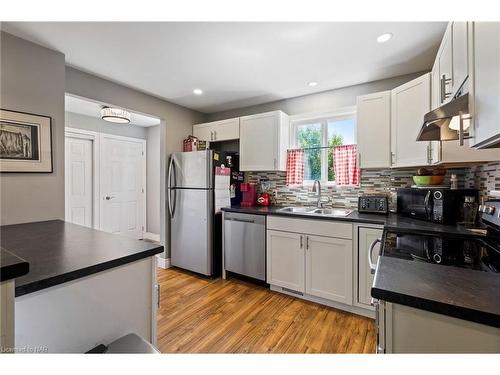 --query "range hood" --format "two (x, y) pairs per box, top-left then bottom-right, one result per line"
(416, 93), (469, 142)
